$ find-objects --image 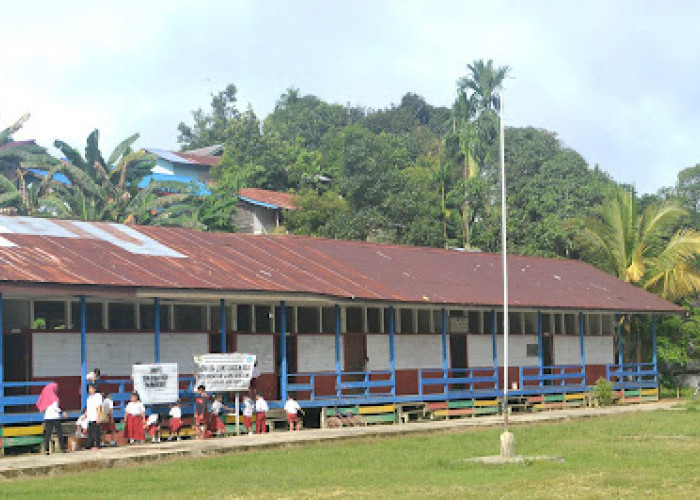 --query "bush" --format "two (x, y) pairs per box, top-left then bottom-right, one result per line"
(594, 377), (614, 406)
